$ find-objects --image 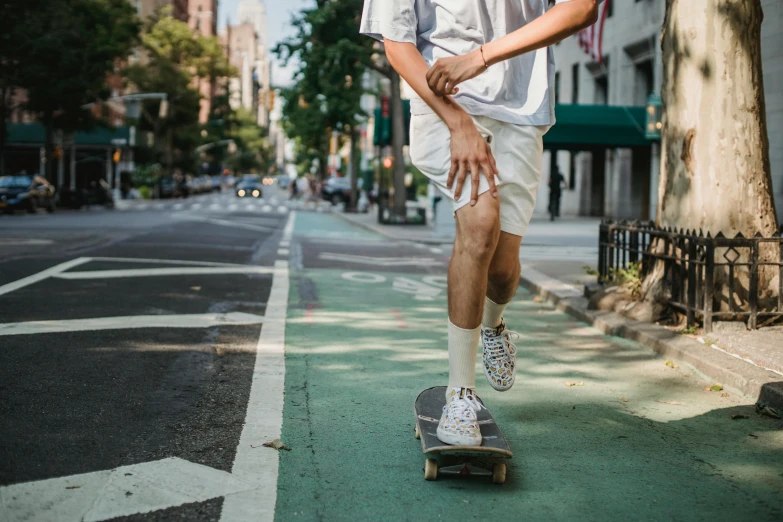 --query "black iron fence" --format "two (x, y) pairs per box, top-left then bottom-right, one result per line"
(598, 220), (783, 332)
